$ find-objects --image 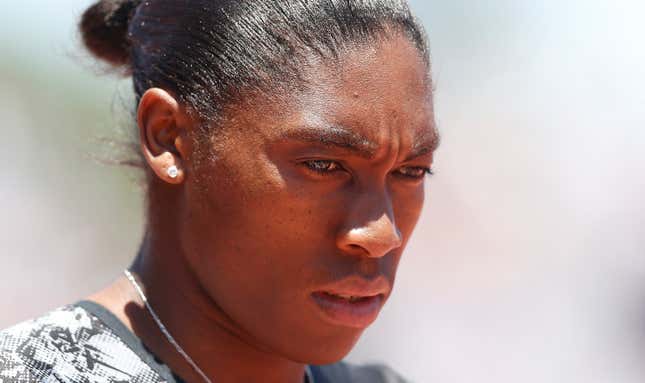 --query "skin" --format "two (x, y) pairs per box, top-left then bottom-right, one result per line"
(89, 33), (438, 383)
